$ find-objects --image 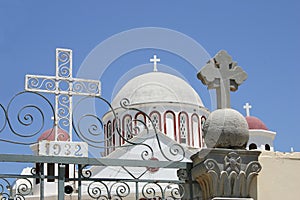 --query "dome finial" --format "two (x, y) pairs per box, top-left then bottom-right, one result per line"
(150, 54), (160, 72)
(243, 102), (252, 116)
